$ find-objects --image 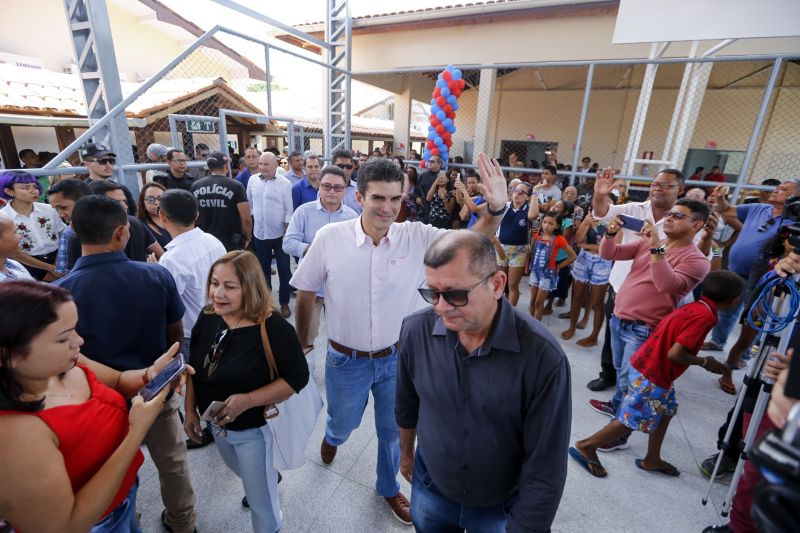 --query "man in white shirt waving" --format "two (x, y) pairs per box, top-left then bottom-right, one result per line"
(290, 153), (508, 525)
